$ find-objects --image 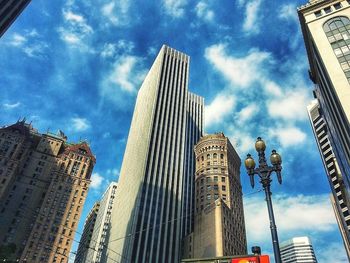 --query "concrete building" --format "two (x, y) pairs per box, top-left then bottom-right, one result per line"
(0, 120), (95, 263)
(280, 237), (317, 263)
(307, 100), (350, 257)
(84, 182), (117, 263)
(298, 0), (350, 256)
(74, 202), (100, 263)
(108, 45), (204, 263)
(183, 133), (246, 259)
(0, 0), (31, 37)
